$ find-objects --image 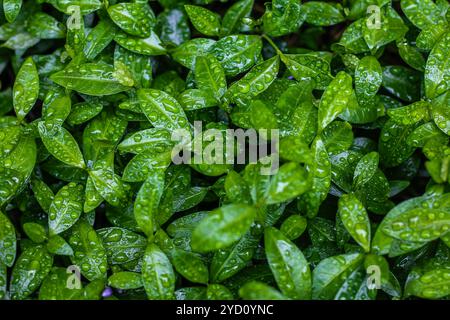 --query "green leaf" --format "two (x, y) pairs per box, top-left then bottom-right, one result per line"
(3, 0), (22, 23)
(239, 281), (287, 300)
(171, 38), (216, 69)
(208, 35), (262, 76)
(209, 225), (261, 282)
(134, 170), (165, 237)
(118, 128), (173, 155)
(0, 136), (36, 205)
(206, 284), (233, 300)
(312, 253), (364, 299)
(185, 5), (221, 37)
(68, 221), (107, 281)
(83, 19), (117, 61)
(265, 162), (310, 205)
(355, 56), (382, 104)
(13, 57), (39, 121)
(401, 0), (443, 30)
(123, 151), (172, 182)
(407, 122), (447, 148)
(382, 66), (421, 102)
(416, 20), (448, 51)
(194, 54), (227, 100)
(98, 227), (147, 265)
(321, 121), (354, 156)
(47, 235), (73, 256)
(279, 136), (312, 163)
(39, 267), (83, 300)
(23, 222), (48, 244)
(281, 54), (333, 90)
(108, 272), (143, 290)
(31, 179), (54, 214)
(265, 227), (311, 299)
(334, 266), (376, 300)
(405, 268), (450, 299)
(397, 39), (426, 72)
(191, 204), (256, 253)
(43, 0), (101, 15)
(114, 45), (153, 89)
(0, 263), (8, 300)
(48, 183), (84, 235)
(318, 71), (353, 132)
(274, 81), (317, 140)
(224, 170), (251, 204)
(156, 8), (190, 46)
(362, 6), (408, 51)
(42, 90), (72, 126)
(173, 186), (208, 212)
(263, 0), (304, 37)
(67, 101), (103, 126)
(138, 88), (190, 131)
(221, 0), (253, 36)
(353, 151), (379, 189)
(1, 32), (39, 51)
(0, 124), (21, 159)
(379, 119), (416, 168)
(38, 122), (86, 169)
(338, 19), (370, 54)
(372, 192), (449, 255)
(89, 169), (130, 207)
(431, 91), (450, 135)
(26, 12), (65, 39)
(108, 2), (155, 38)
(225, 56), (279, 107)
(0, 212), (16, 267)
(178, 89), (217, 111)
(281, 215), (308, 241)
(298, 138), (331, 219)
(338, 194), (371, 252)
(50, 63), (133, 96)
(387, 101), (430, 125)
(382, 208), (450, 243)
(175, 287), (207, 300)
(10, 245), (53, 300)
(425, 32), (450, 99)
(303, 1), (345, 26)
(142, 243), (175, 300)
(114, 30), (166, 56)
(171, 248), (209, 284)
